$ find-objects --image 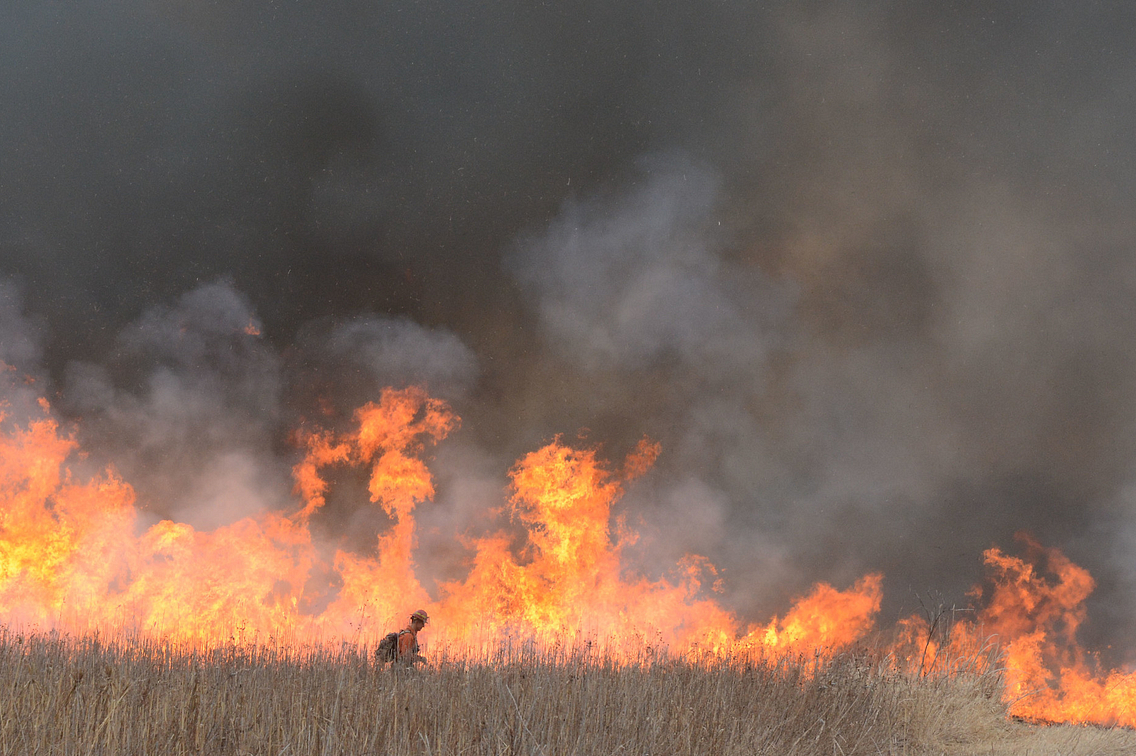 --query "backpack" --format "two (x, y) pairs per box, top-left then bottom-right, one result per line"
(376, 630), (408, 663)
